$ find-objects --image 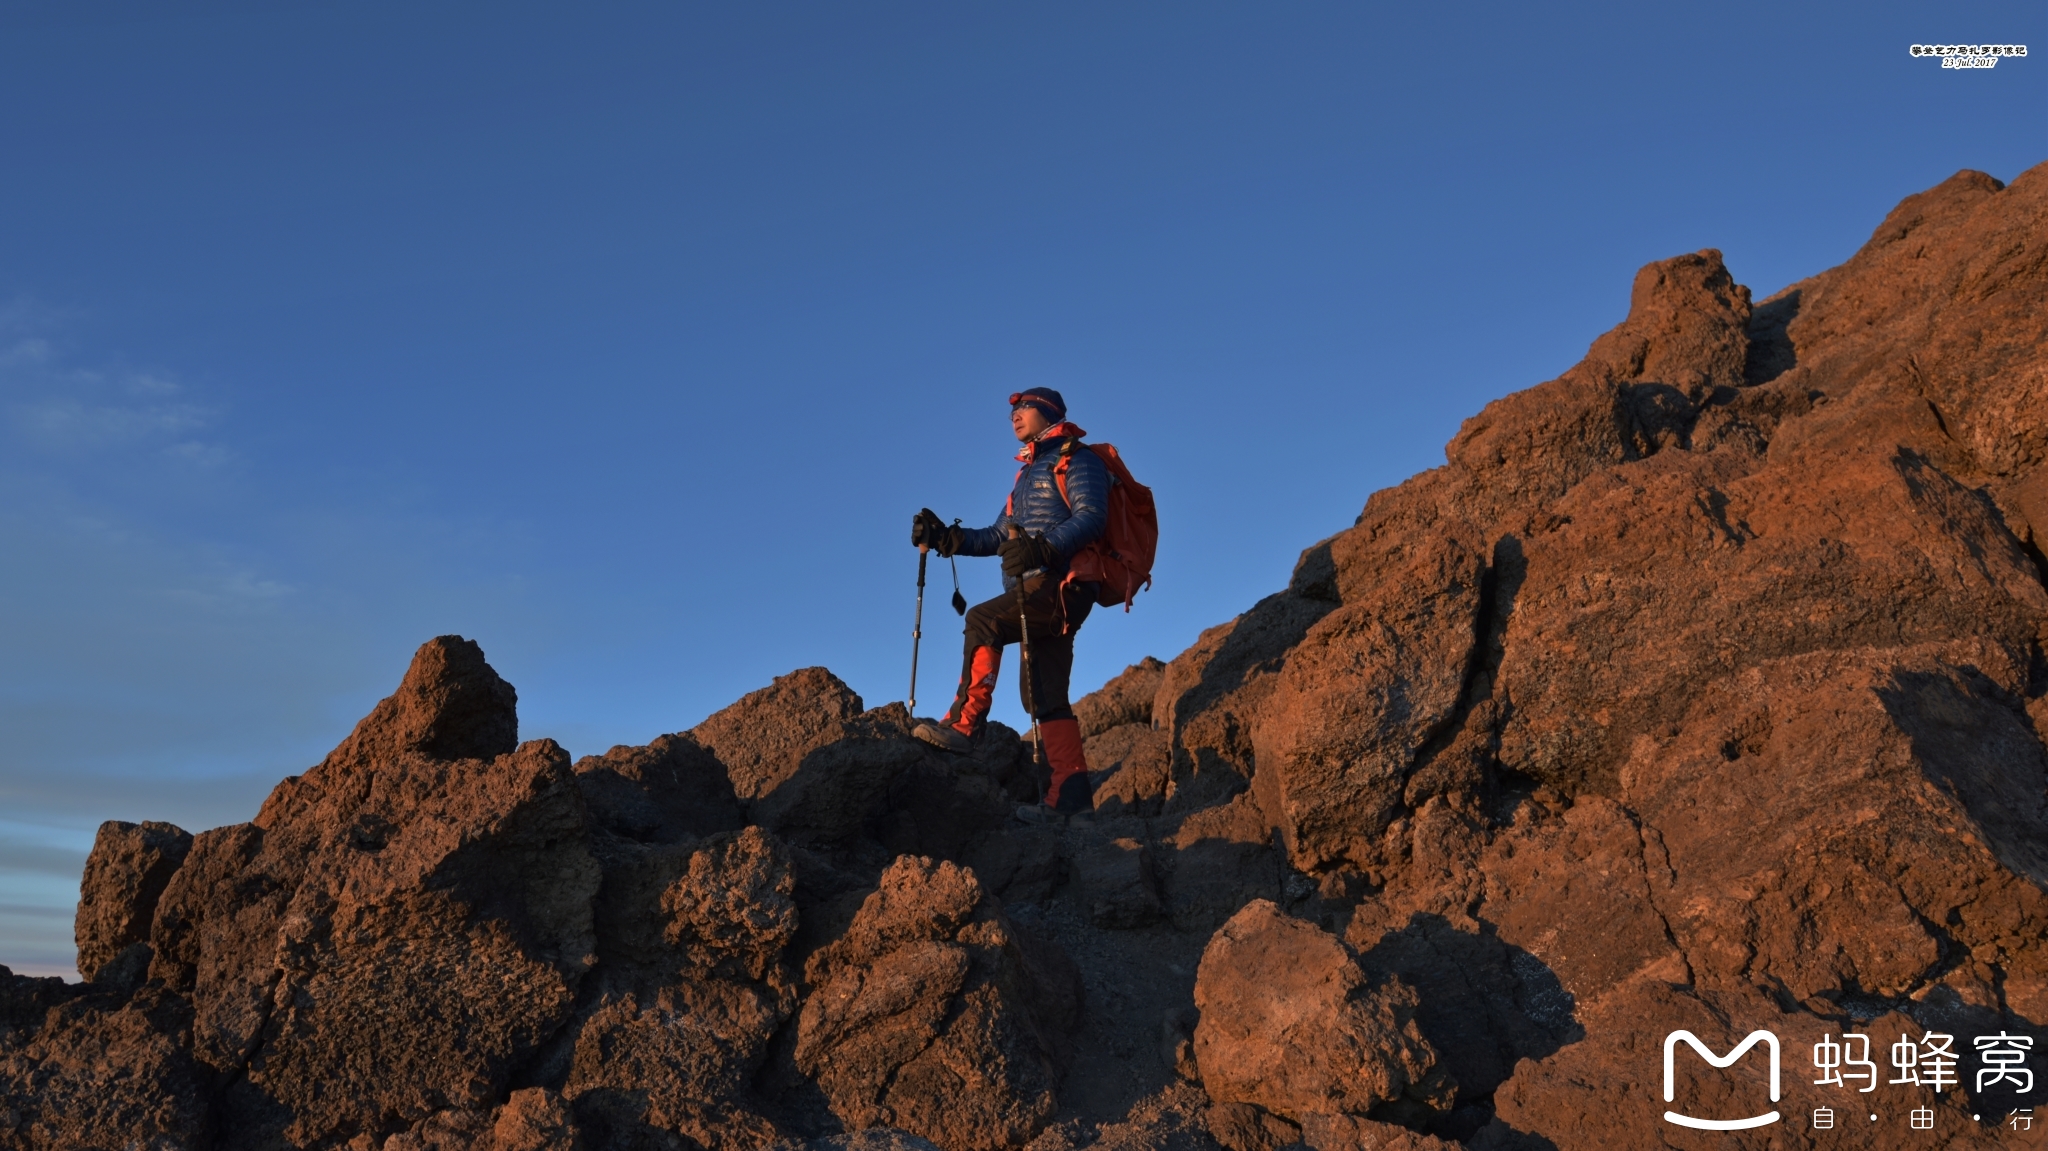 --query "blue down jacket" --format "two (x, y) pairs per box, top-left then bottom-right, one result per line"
(957, 422), (1109, 588)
